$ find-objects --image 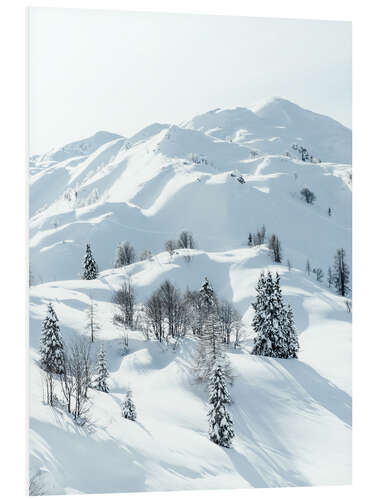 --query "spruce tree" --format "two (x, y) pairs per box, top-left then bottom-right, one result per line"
(283, 305), (299, 359)
(252, 272), (299, 359)
(200, 276), (216, 315)
(40, 303), (65, 374)
(332, 248), (350, 297)
(208, 363), (234, 448)
(82, 243), (98, 280)
(122, 390), (137, 421)
(305, 259), (311, 276)
(94, 345), (109, 392)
